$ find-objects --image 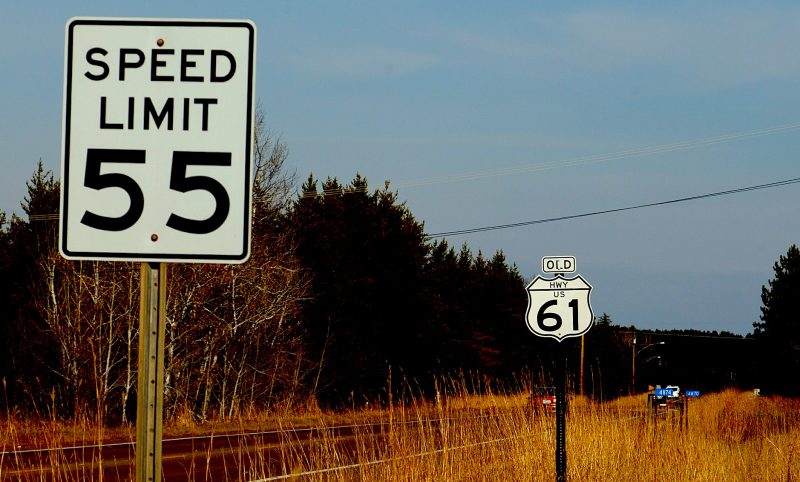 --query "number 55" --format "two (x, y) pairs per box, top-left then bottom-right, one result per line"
(80, 148), (231, 234)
